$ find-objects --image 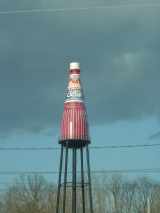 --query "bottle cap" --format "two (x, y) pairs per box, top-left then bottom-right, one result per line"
(70, 62), (80, 70)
